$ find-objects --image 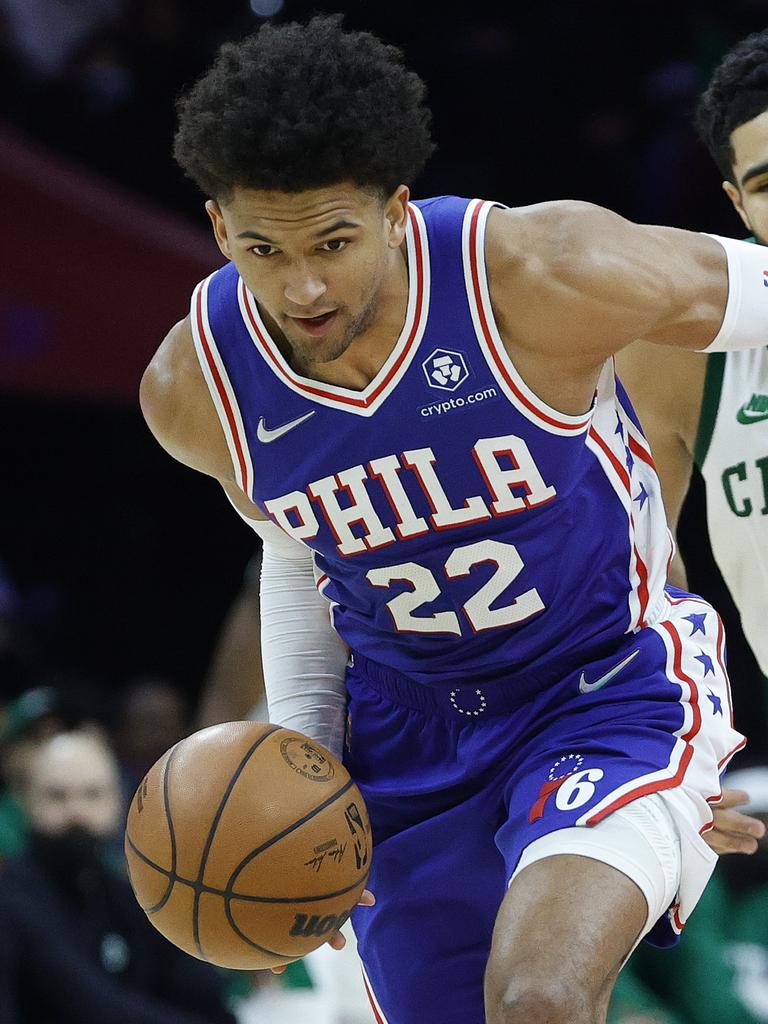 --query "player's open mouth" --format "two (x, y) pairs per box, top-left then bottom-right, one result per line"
(288, 310), (338, 336)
